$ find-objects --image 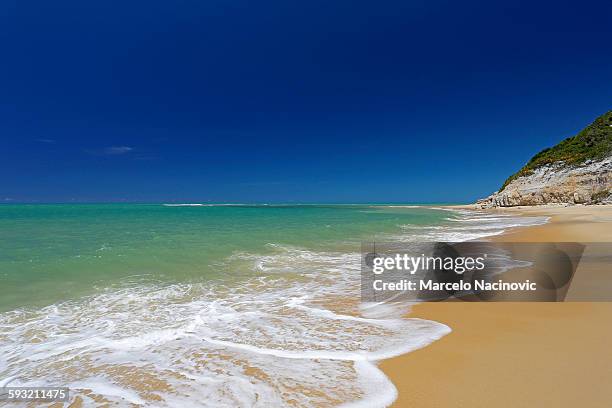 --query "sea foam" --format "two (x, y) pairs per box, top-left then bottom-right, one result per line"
(0, 247), (449, 407)
(0, 209), (546, 407)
